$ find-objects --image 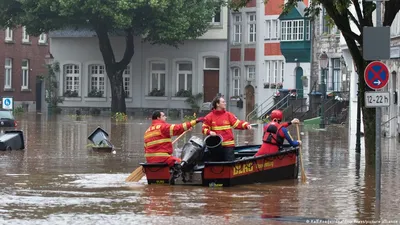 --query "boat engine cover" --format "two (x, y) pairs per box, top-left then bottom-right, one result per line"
(180, 136), (205, 172)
